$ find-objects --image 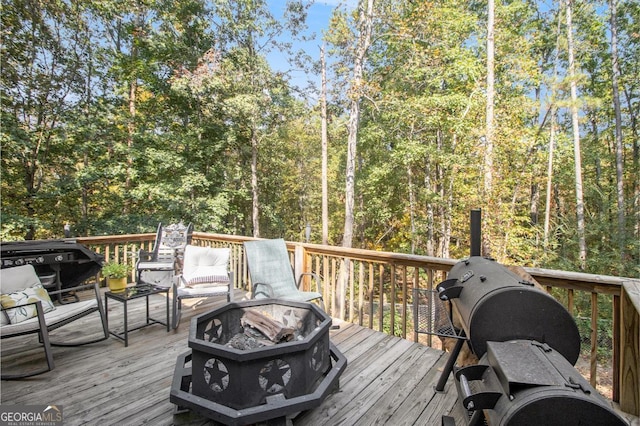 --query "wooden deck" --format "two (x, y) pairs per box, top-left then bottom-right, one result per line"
(2, 289), (637, 425)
